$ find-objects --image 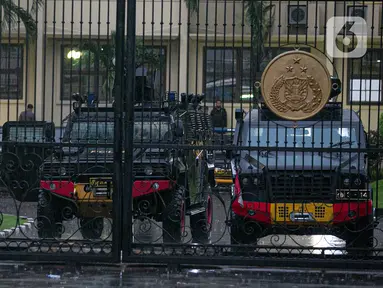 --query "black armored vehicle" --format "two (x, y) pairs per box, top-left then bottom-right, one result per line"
(229, 101), (375, 252)
(0, 121), (55, 202)
(37, 93), (215, 243)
